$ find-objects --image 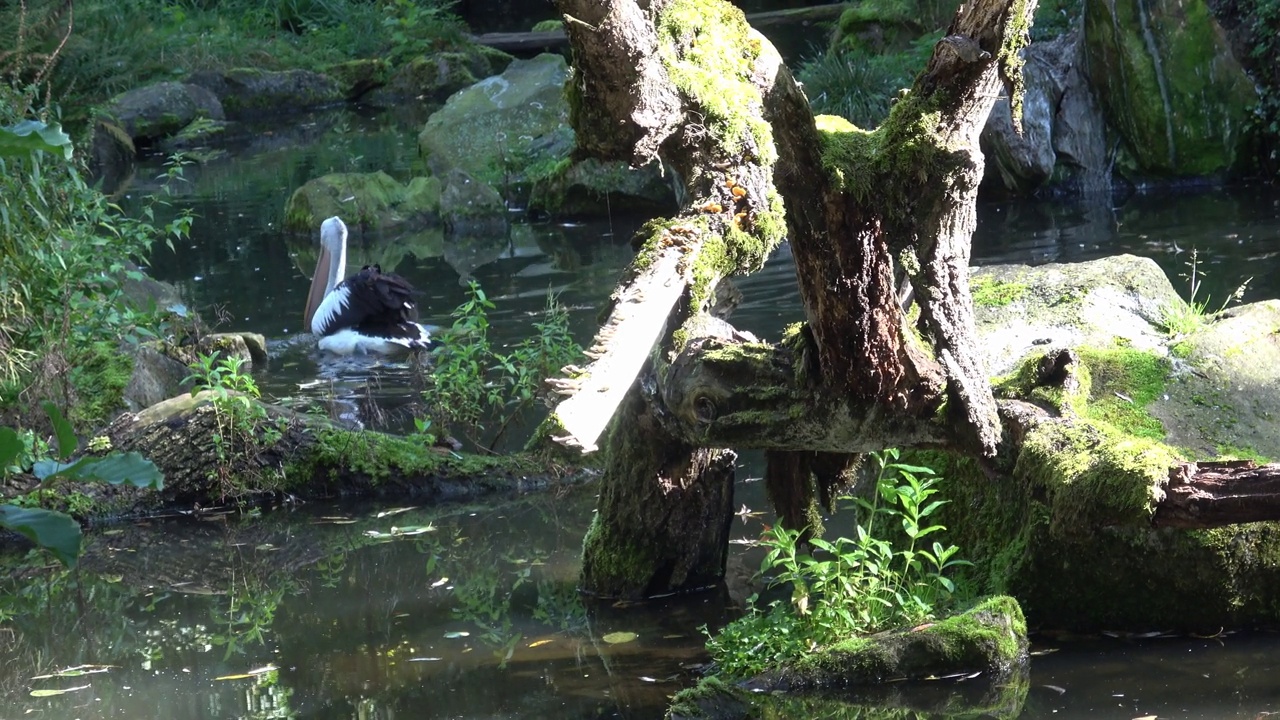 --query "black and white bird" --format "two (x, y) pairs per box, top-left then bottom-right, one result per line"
(302, 216), (434, 355)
